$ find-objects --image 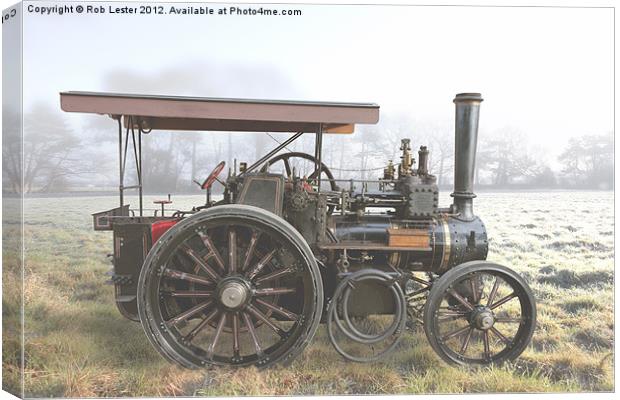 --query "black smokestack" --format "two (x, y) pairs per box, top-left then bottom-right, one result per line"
(451, 93), (483, 220)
